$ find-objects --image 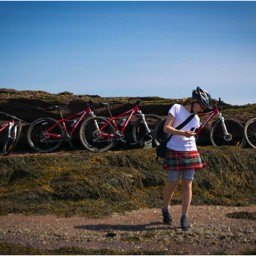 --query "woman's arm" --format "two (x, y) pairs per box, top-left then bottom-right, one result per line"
(163, 113), (196, 138)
